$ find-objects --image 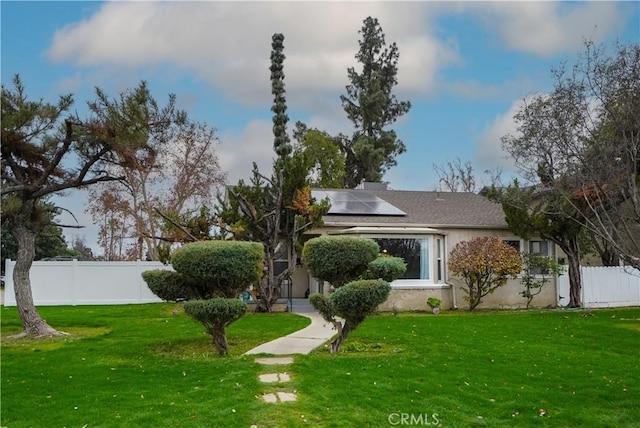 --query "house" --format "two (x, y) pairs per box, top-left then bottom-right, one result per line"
(287, 185), (559, 310)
